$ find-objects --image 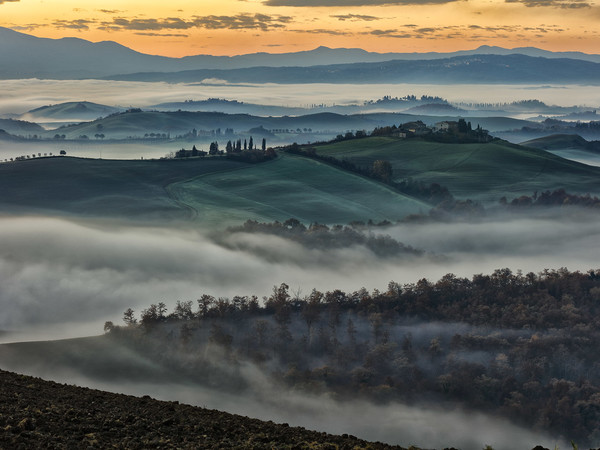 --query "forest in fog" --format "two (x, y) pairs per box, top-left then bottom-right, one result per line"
(106, 264), (600, 446)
